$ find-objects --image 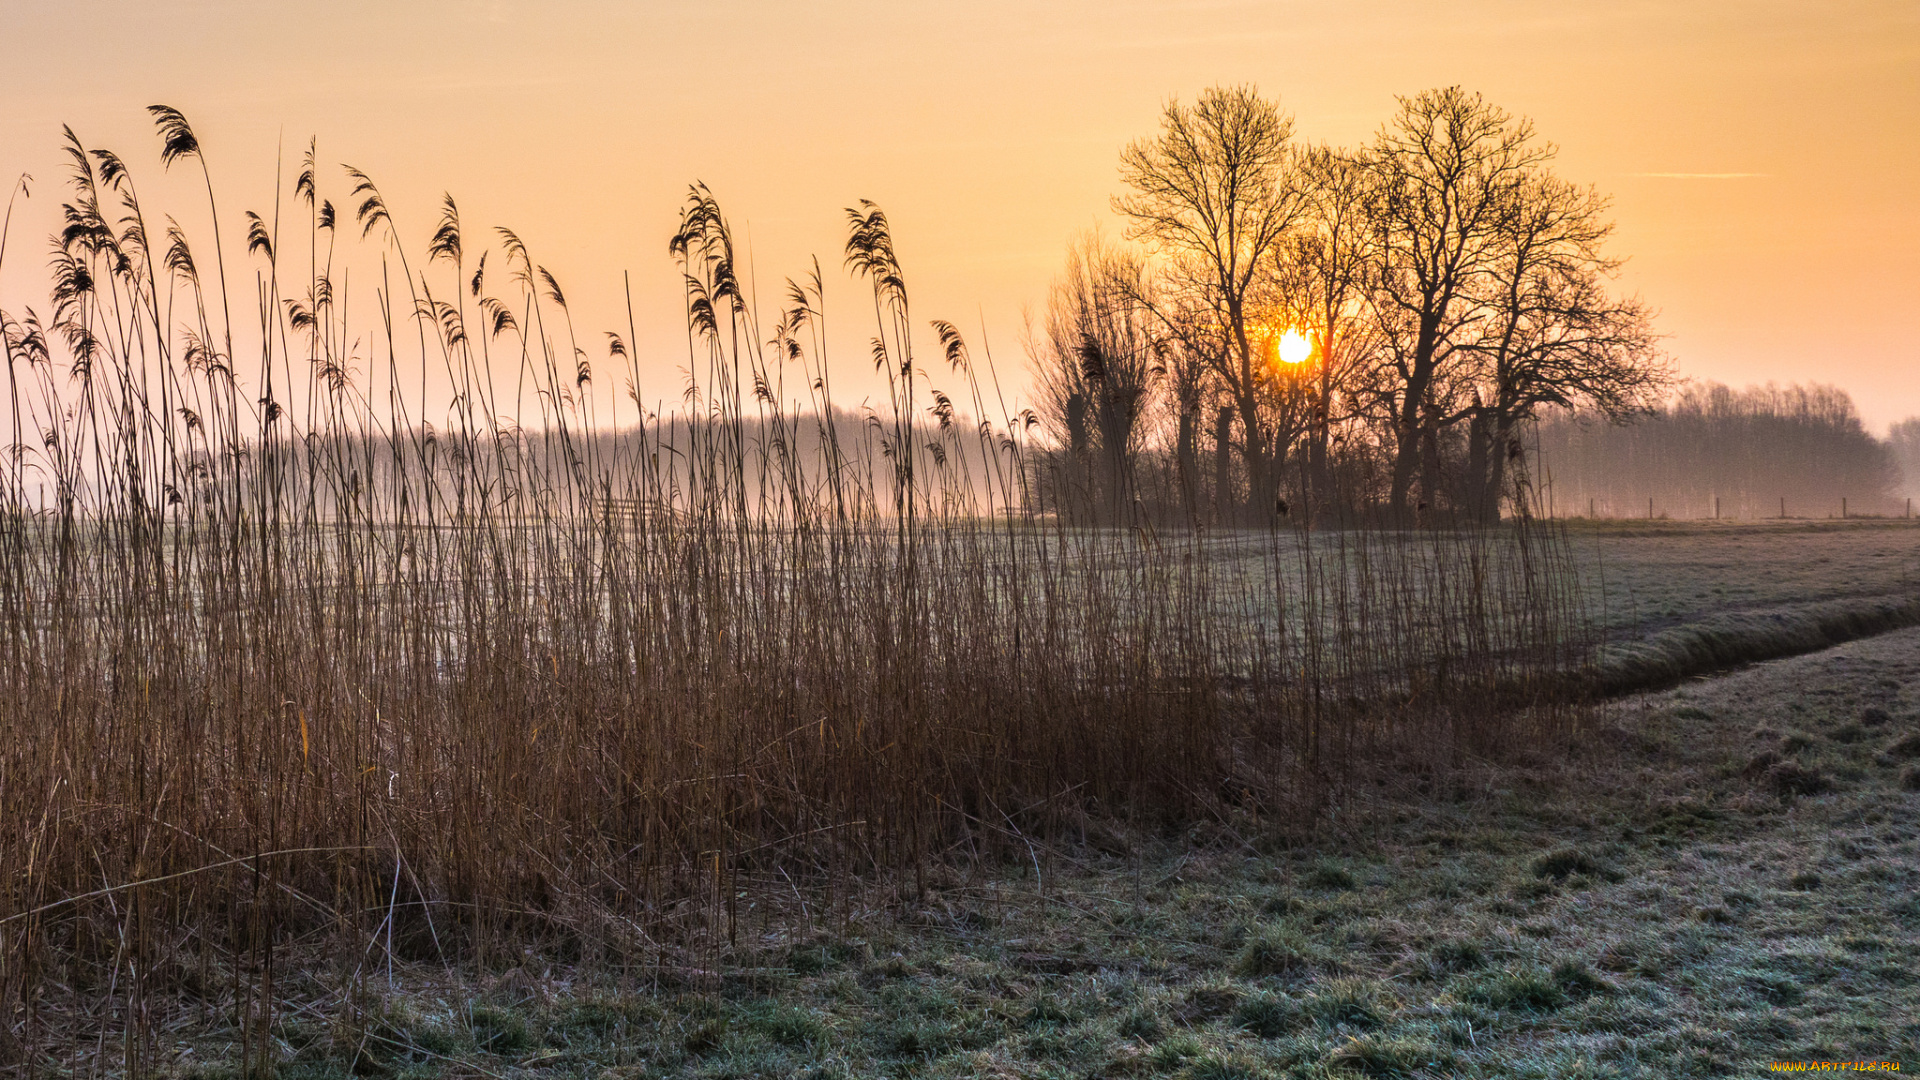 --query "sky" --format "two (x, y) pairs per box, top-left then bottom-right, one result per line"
(0, 0), (1915, 430)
